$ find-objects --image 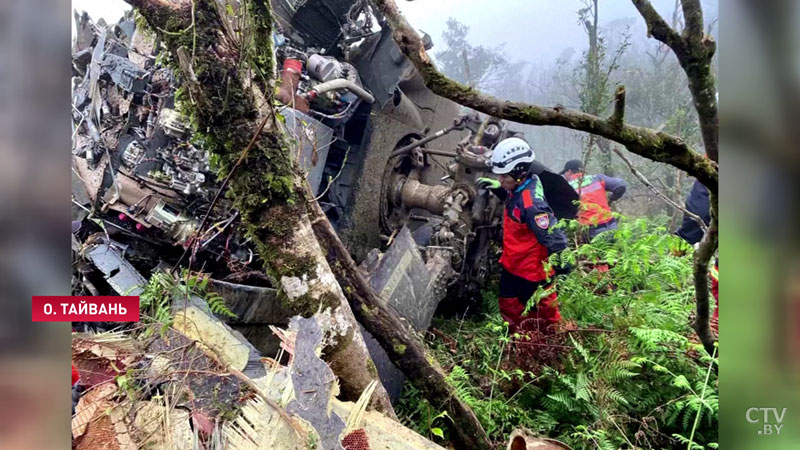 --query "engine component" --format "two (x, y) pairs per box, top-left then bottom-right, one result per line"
(276, 58), (310, 112)
(390, 176), (449, 216)
(145, 200), (197, 244)
(158, 108), (188, 138)
(307, 54), (346, 82)
(159, 144), (210, 172)
(122, 140), (146, 168)
(483, 122), (501, 144)
(164, 165), (206, 195)
(308, 78), (375, 104)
